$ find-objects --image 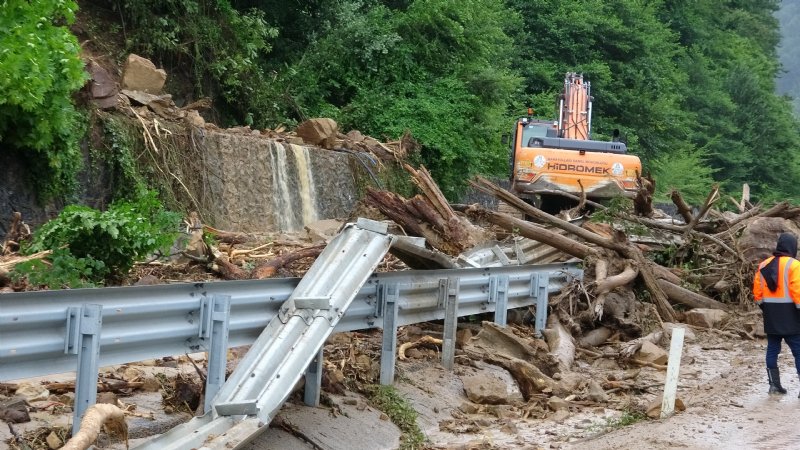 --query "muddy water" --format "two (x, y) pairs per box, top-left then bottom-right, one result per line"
(572, 339), (800, 450)
(393, 335), (800, 450)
